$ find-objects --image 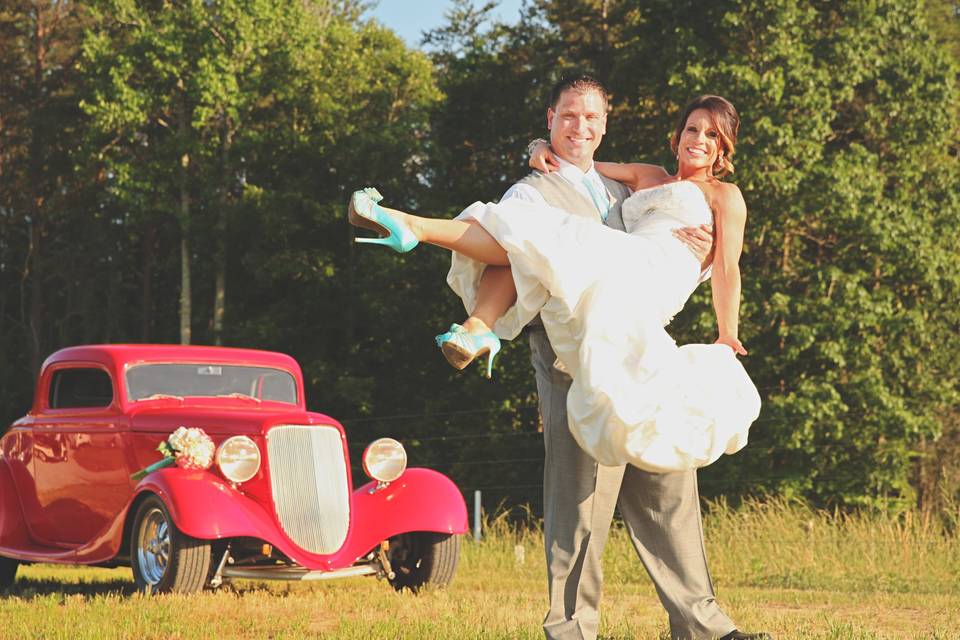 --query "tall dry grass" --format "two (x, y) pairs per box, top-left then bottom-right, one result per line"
(701, 497), (960, 593)
(2, 499), (958, 638)
(474, 497), (960, 595)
